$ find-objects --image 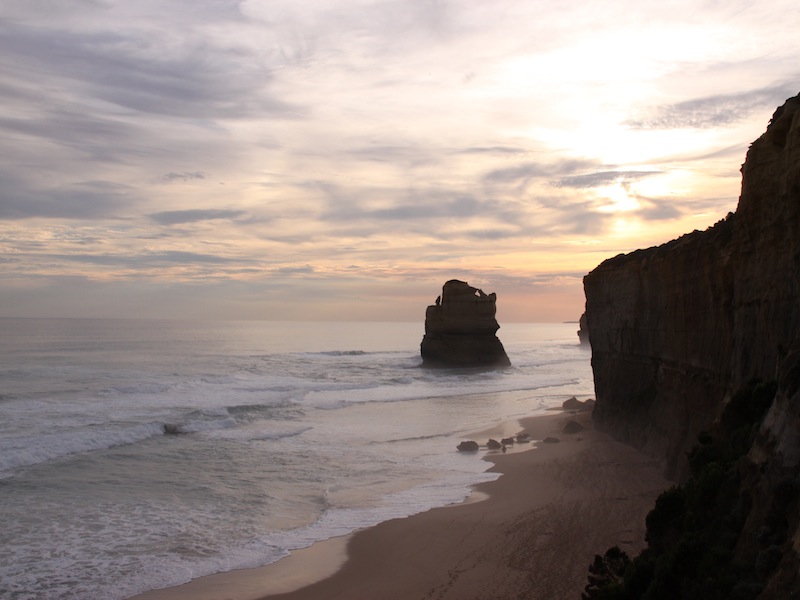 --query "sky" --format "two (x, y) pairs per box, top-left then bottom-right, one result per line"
(1, 0), (798, 322)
